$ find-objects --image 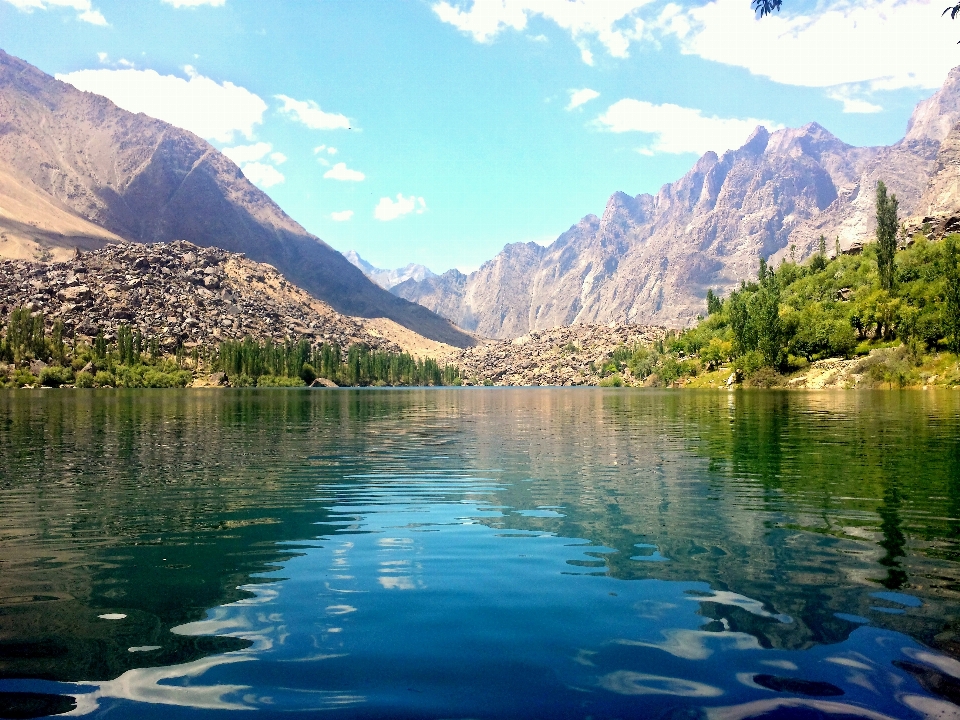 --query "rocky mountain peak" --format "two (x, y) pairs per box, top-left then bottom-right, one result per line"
(904, 66), (960, 143)
(740, 126), (771, 156)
